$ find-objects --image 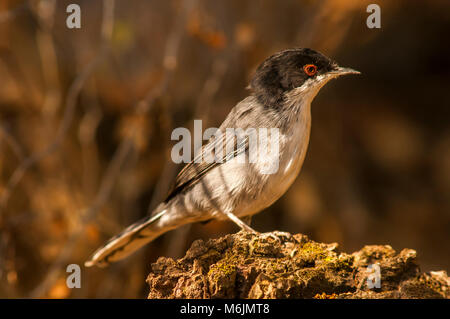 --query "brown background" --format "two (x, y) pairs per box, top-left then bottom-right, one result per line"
(0, 0), (449, 298)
